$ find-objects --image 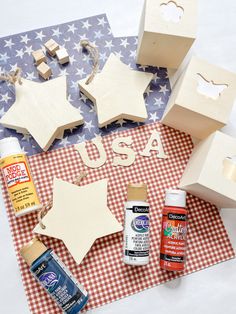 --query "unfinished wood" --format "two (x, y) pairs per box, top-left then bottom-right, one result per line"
(44, 39), (60, 56)
(37, 62), (52, 80)
(162, 56), (236, 139)
(79, 53), (153, 128)
(34, 178), (123, 264)
(56, 48), (70, 64)
(32, 49), (47, 65)
(136, 0), (197, 68)
(179, 131), (236, 208)
(0, 76), (84, 151)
